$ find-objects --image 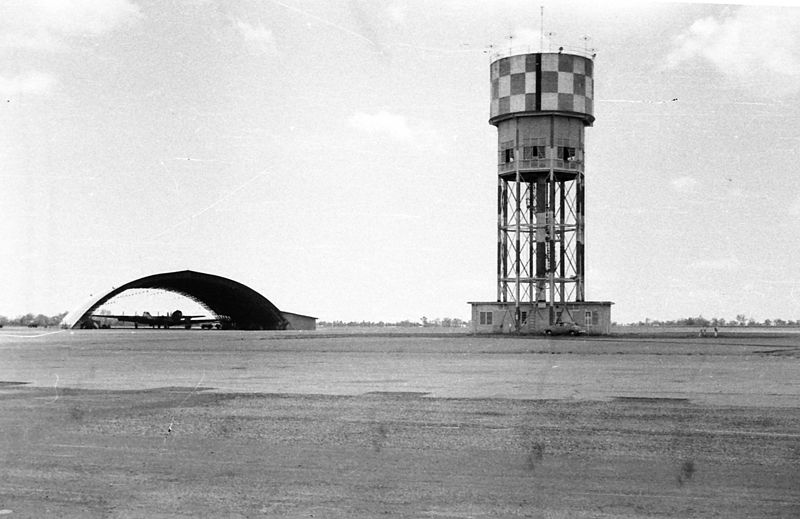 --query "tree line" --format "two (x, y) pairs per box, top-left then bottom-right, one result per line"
(319, 316), (468, 328)
(0, 312), (69, 328)
(623, 315), (800, 327)
(4, 312), (798, 330)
